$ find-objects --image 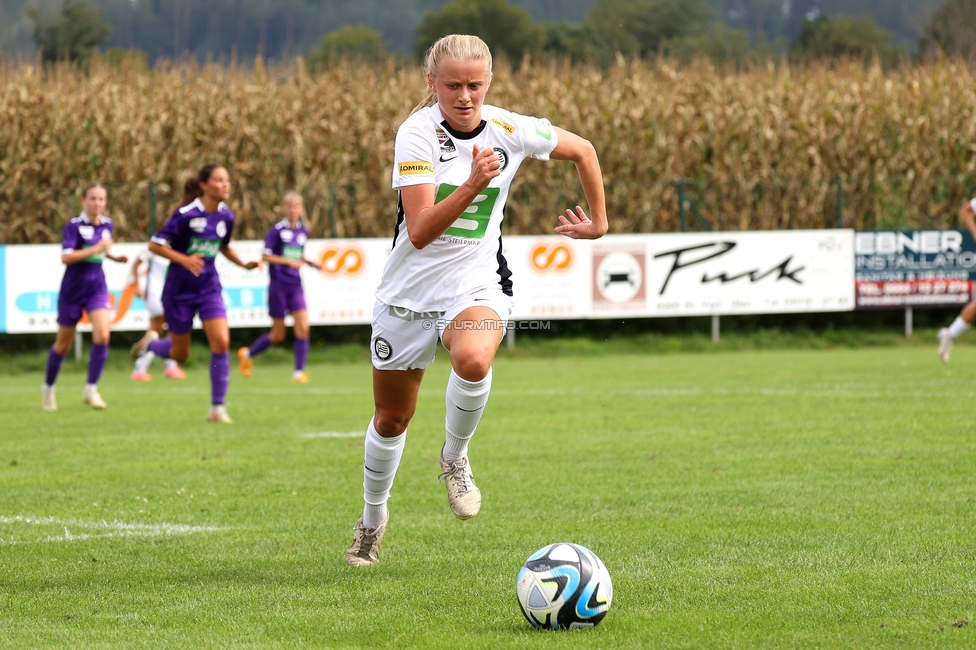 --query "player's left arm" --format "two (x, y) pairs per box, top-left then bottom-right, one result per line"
(549, 127), (608, 240)
(221, 245), (262, 271)
(105, 251), (128, 263)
